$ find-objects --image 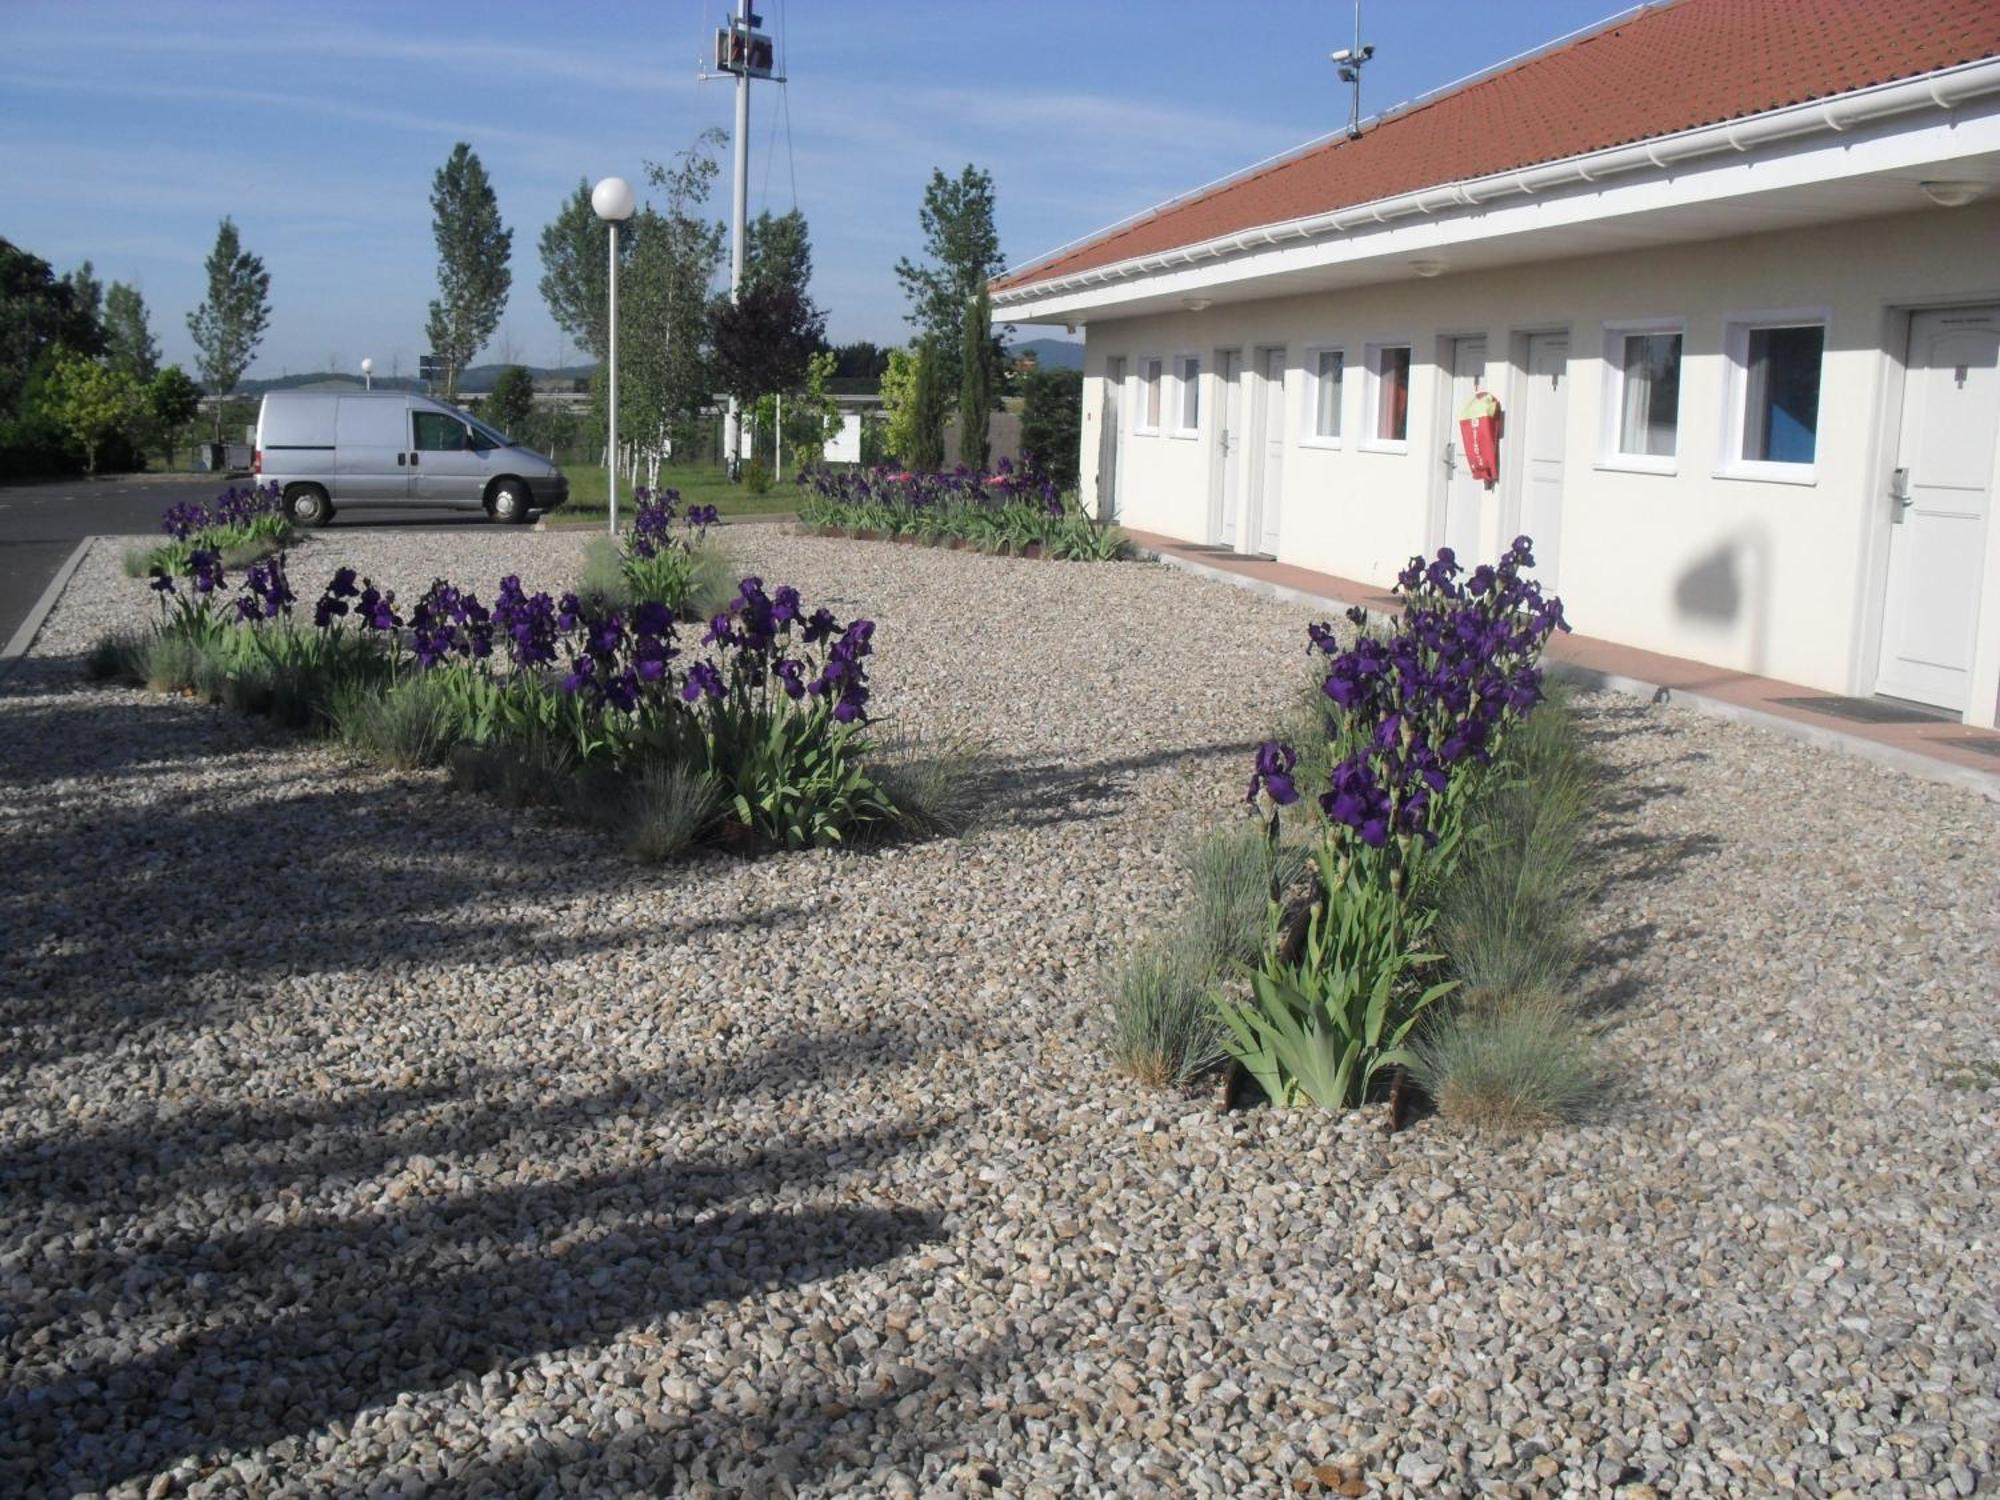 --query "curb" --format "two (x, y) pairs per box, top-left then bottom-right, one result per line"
(1, 535), (96, 680)
(1136, 544), (2000, 804)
